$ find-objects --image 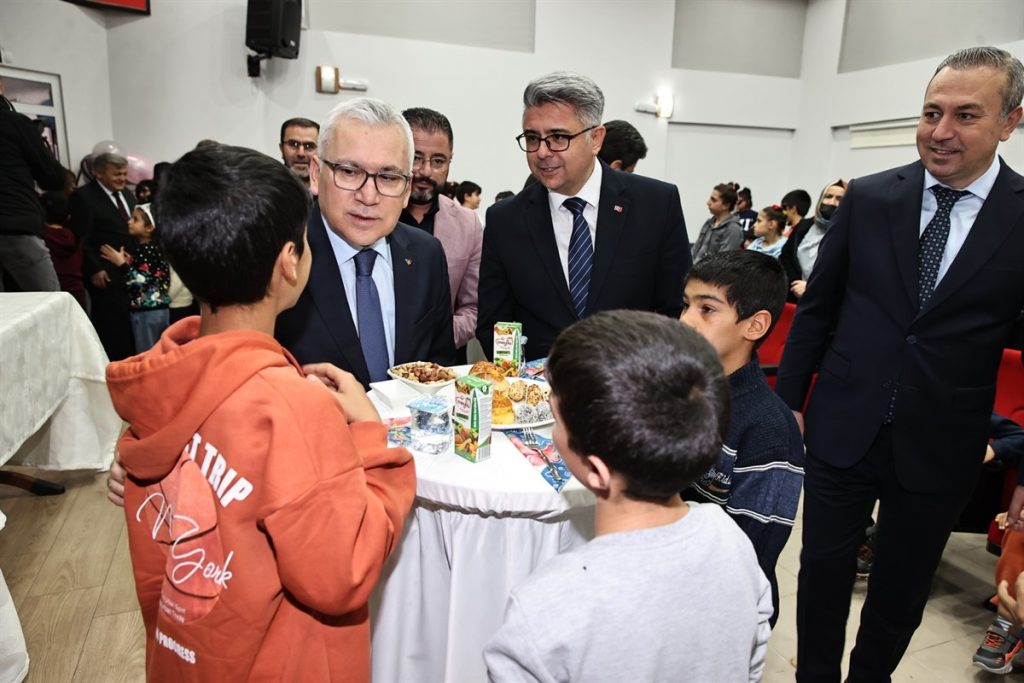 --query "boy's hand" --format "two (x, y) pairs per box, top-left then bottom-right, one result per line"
(99, 244), (128, 267)
(985, 444), (997, 464)
(303, 363), (381, 424)
(1008, 485), (1024, 532)
(790, 280), (807, 298)
(107, 455), (126, 507)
